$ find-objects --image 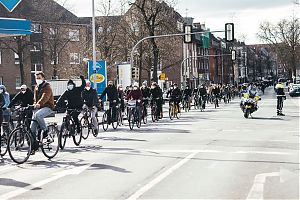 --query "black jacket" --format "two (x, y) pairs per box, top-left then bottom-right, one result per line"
(56, 77), (86, 109)
(150, 87), (163, 99)
(141, 87), (151, 98)
(199, 87), (207, 96)
(9, 88), (34, 108)
(171, 88), (181, 98)
(100, 85), (118, 101)
(82, 88), (98, 107)
(0, 94), (4, 111)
